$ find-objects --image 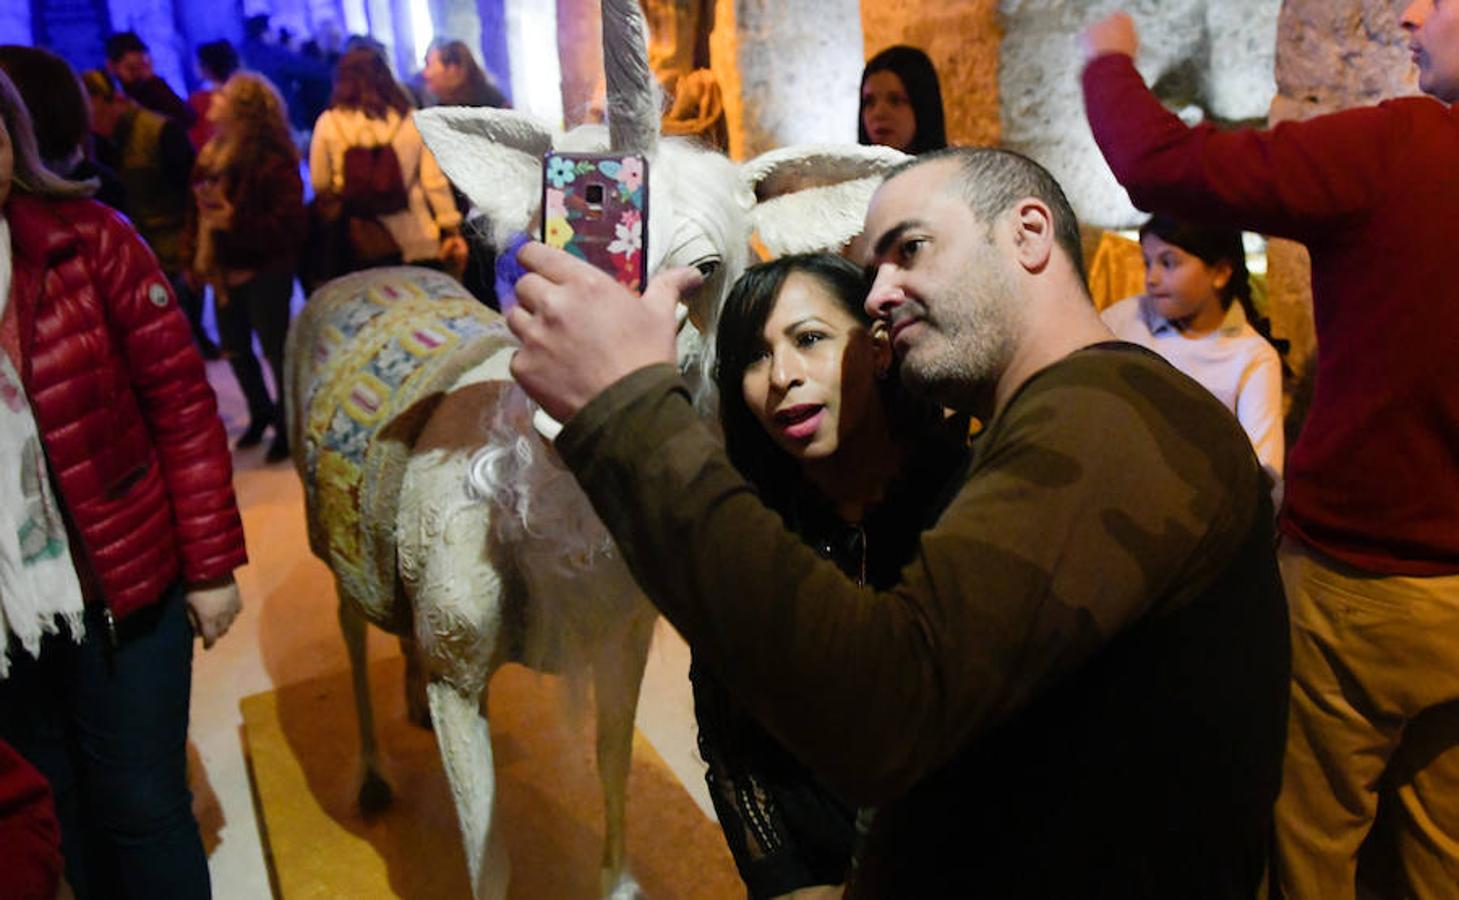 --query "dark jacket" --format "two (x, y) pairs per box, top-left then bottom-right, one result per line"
(184, 146), (307, 276)
(98, 106), (194, 273)
(692, 431), (968, 897)
(123, 74), (197, 127)
(7, 193), (247, 620)
(557, 348), (1290, 898)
